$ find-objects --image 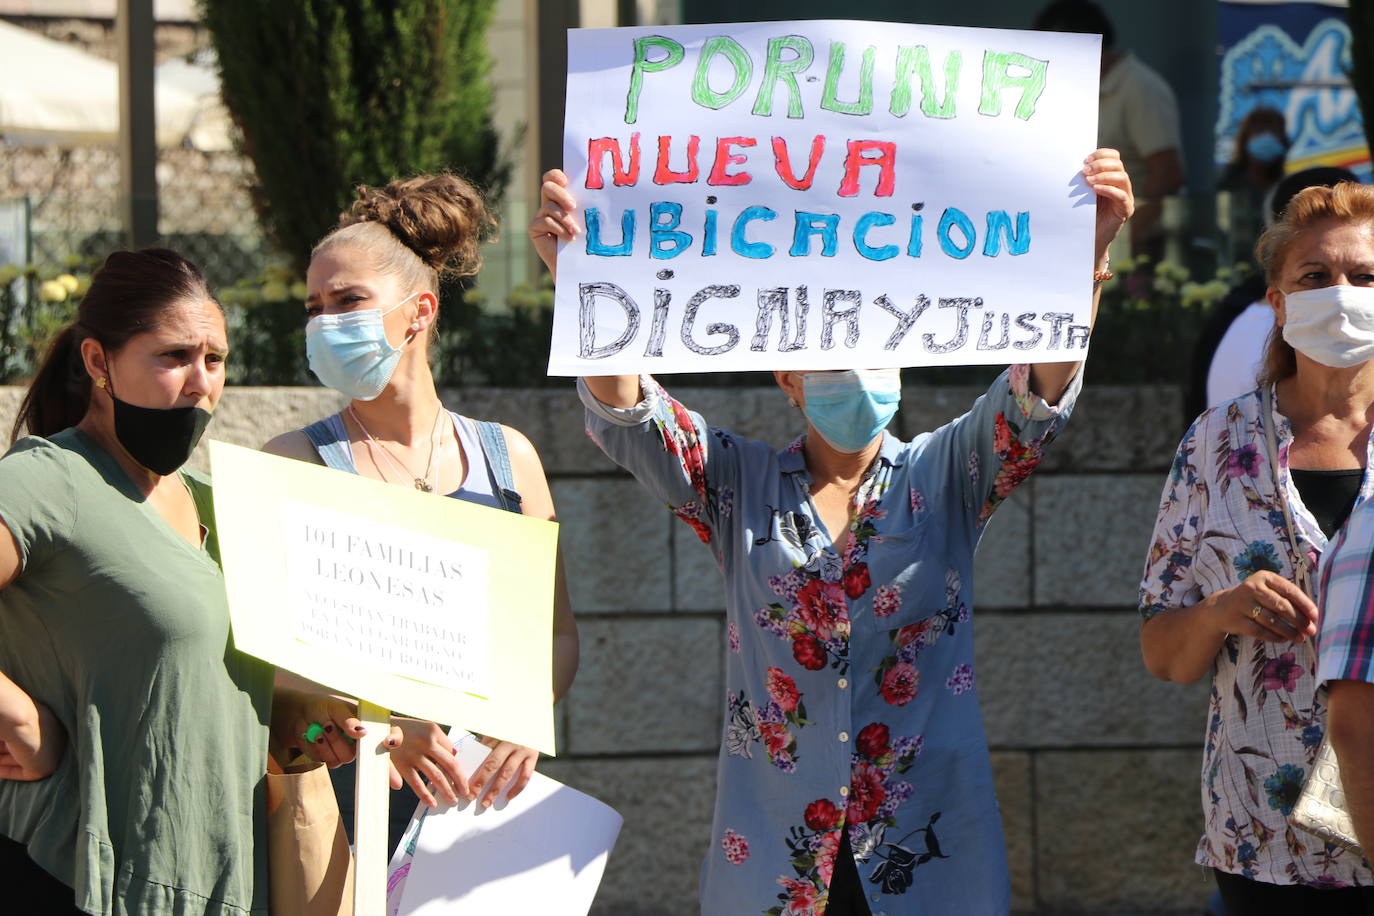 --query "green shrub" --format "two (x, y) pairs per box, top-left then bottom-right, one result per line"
(201, 0), (506, 275)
